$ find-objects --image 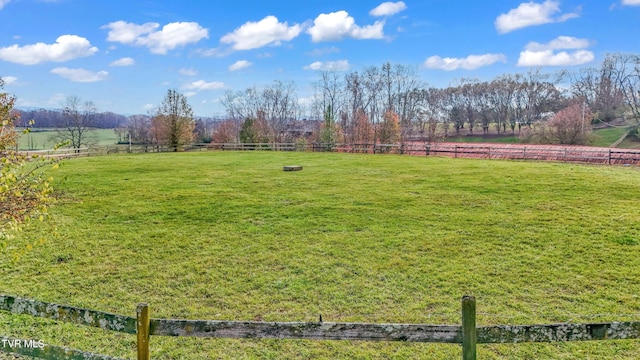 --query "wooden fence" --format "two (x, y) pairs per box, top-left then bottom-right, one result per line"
(209, 142), (640, 165)
(23, 142), (640, 165)
(1, 294), (640, 359)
